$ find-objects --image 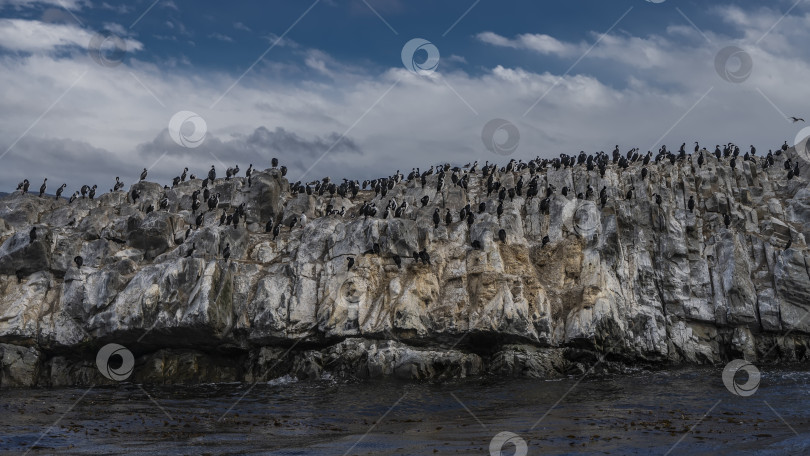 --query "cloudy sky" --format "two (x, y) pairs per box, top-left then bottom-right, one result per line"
(0, 0), (808, 191)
